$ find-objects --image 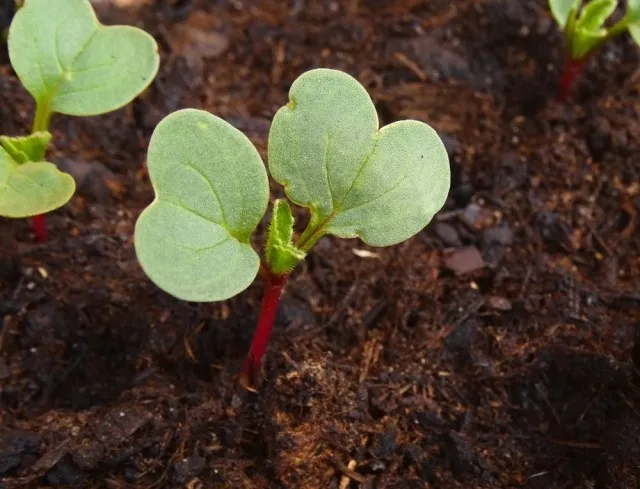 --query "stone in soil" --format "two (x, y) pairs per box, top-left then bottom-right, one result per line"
(443, 247), (485, 276)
